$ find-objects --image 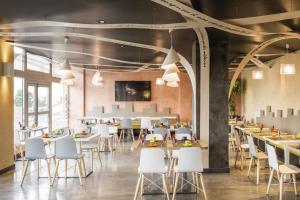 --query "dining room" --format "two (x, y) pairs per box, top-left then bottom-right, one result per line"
(2, 0), (300, 200)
